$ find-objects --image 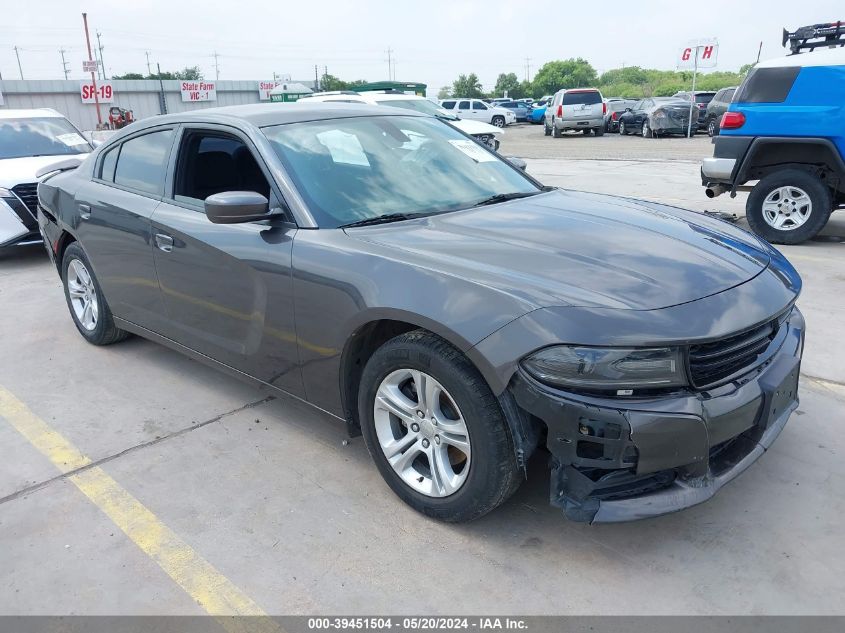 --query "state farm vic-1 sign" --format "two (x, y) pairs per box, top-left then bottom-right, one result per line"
(180, 81), (217, 102)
